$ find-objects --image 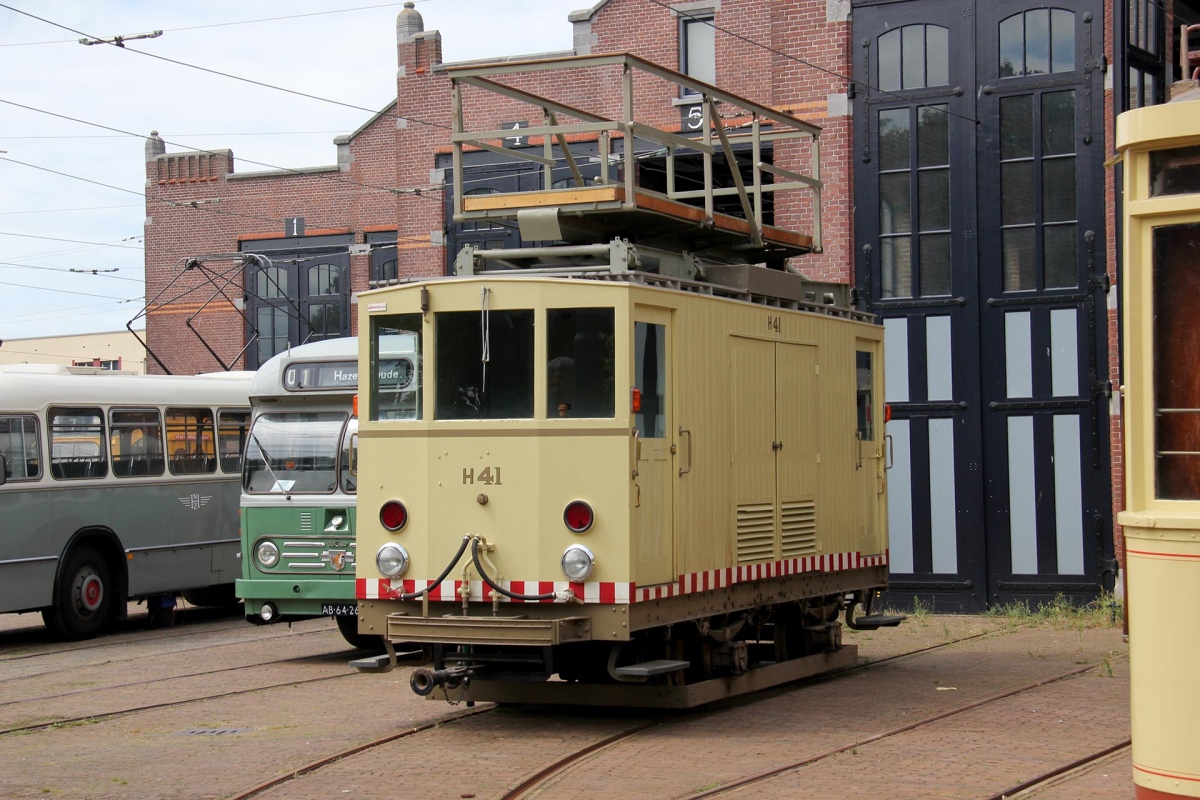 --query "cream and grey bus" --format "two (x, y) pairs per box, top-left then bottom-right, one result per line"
(0, 365), (252, 639)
